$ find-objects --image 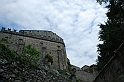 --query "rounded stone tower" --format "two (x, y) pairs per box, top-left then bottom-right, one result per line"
(0, 27), (68, 70)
